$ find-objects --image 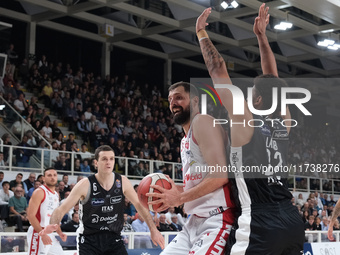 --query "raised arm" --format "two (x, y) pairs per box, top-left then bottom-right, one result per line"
(254, 3), (278, 76)
(328, 200), (340, 240)
(196, 8), (253, 146)
(122, 176), (165, 249)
